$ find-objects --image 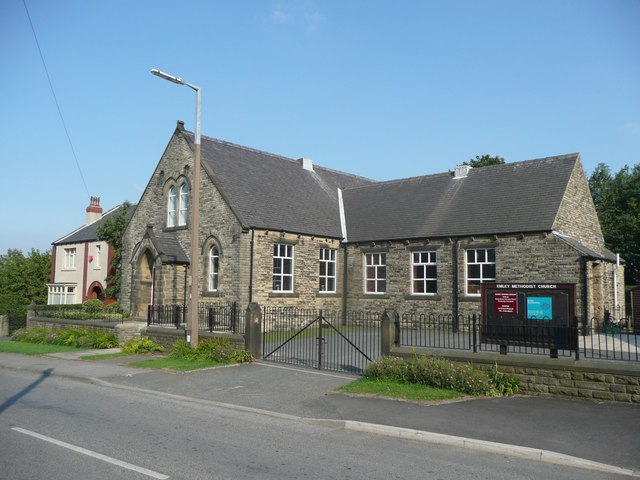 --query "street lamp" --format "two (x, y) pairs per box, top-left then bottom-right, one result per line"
(151, 68), (201, 349)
